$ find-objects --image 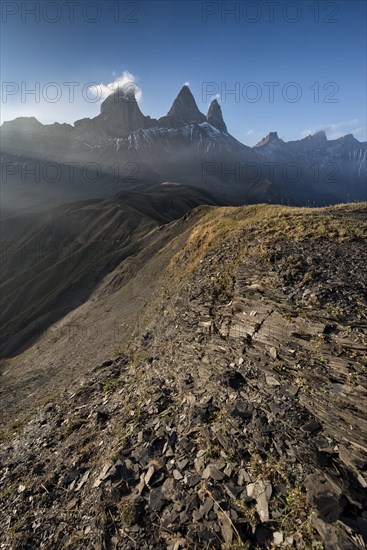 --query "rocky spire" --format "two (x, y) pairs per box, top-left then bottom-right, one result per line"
(206, 99), (227, 133)
(312, 130), (327, 141)
(166, 85), (206, 124)
(255, 132), (280, 147)
(99, 85), (148, 138)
